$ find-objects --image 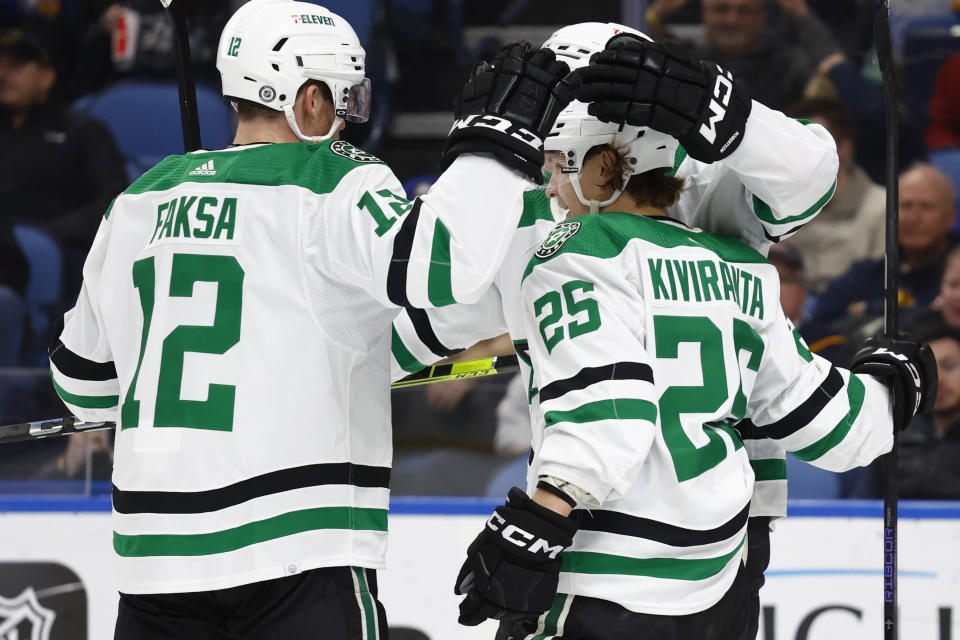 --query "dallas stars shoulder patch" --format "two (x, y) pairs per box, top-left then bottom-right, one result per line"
(329, 140), (381, 164)
(535, 221), (581, 259)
